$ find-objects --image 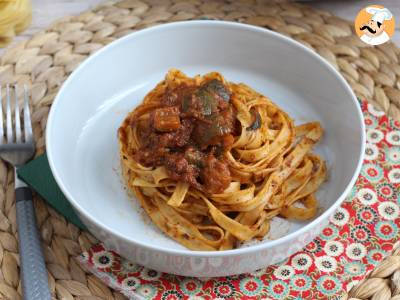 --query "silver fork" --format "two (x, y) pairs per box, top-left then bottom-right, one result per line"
(0, 85), (51, 300)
